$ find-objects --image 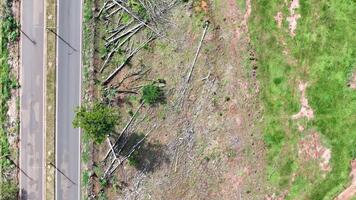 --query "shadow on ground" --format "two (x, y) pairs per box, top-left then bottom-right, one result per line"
(123, 132), (170, 173)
